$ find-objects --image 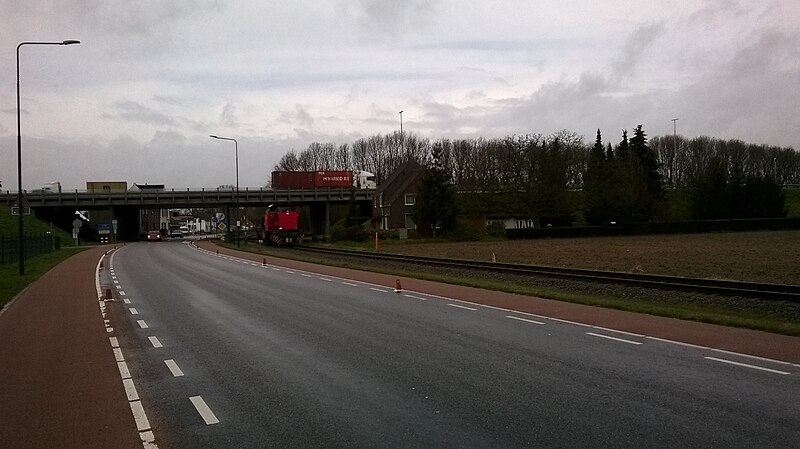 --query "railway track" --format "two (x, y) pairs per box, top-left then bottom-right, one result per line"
(294, 245), (800, 301)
